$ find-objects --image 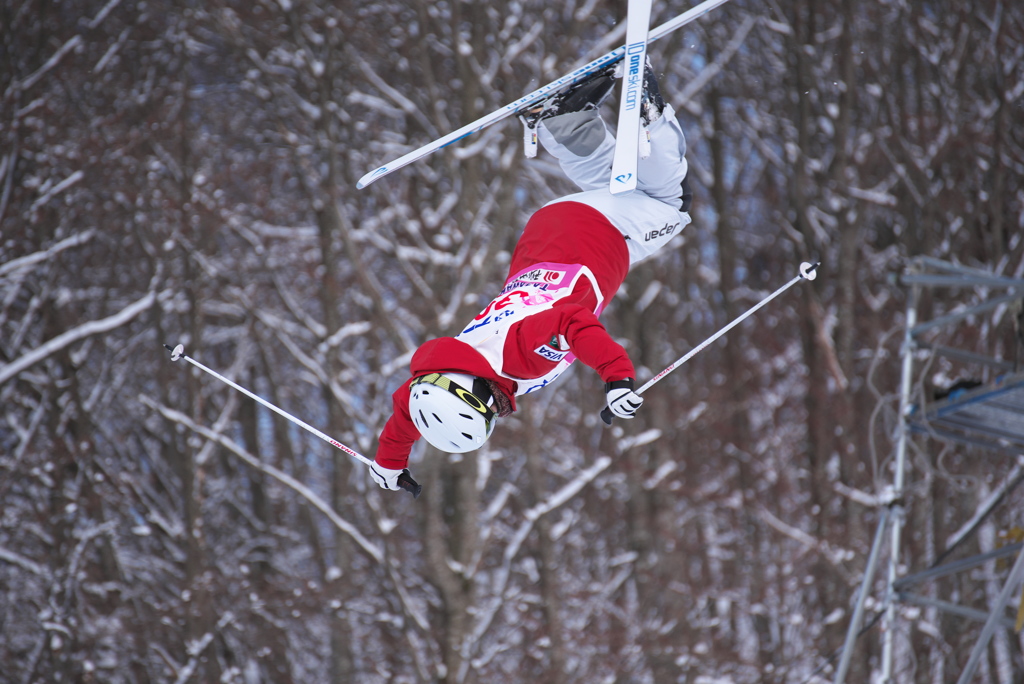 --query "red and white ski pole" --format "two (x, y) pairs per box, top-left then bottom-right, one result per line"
(164, 344), (422, 498)
(602, 261), (819, 424)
